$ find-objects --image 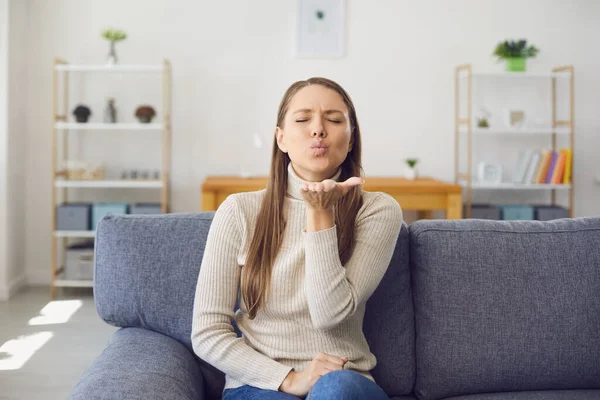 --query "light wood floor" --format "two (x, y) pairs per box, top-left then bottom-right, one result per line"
(0, 287), (117, 400)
